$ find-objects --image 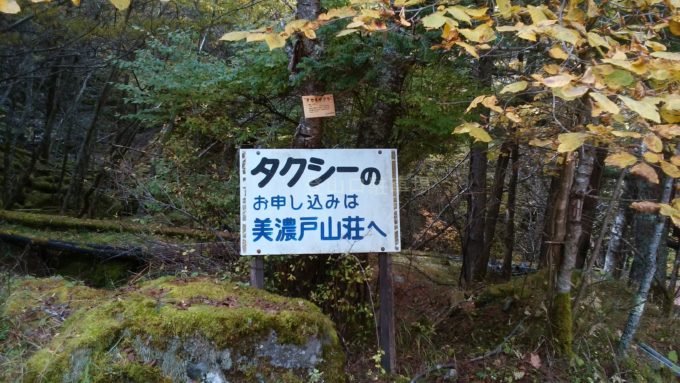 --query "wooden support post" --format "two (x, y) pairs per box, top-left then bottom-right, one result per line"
(379, 253), (396, 373)
(250, 256), (264, 289)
